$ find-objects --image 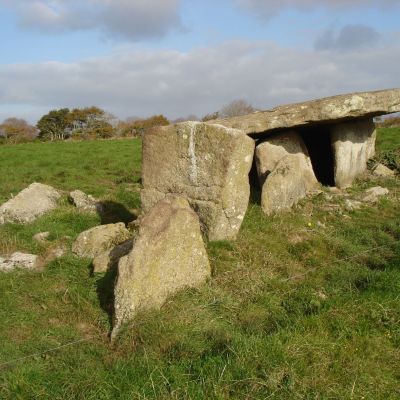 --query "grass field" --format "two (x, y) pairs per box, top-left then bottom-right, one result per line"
(0, 130), (399, 399)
